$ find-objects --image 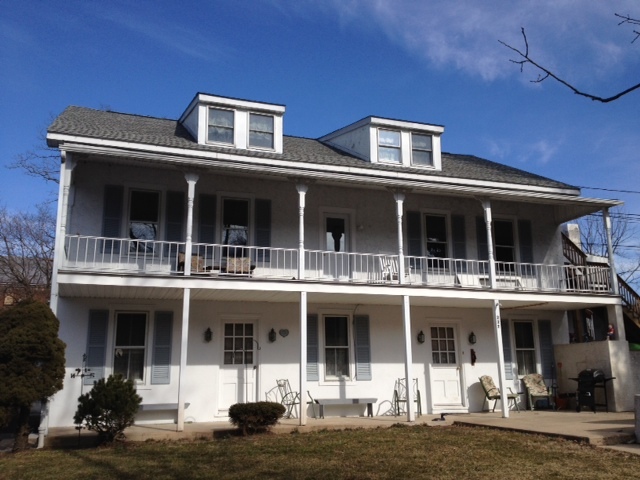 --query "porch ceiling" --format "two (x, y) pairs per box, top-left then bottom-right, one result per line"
(57, 274), (621, 311)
